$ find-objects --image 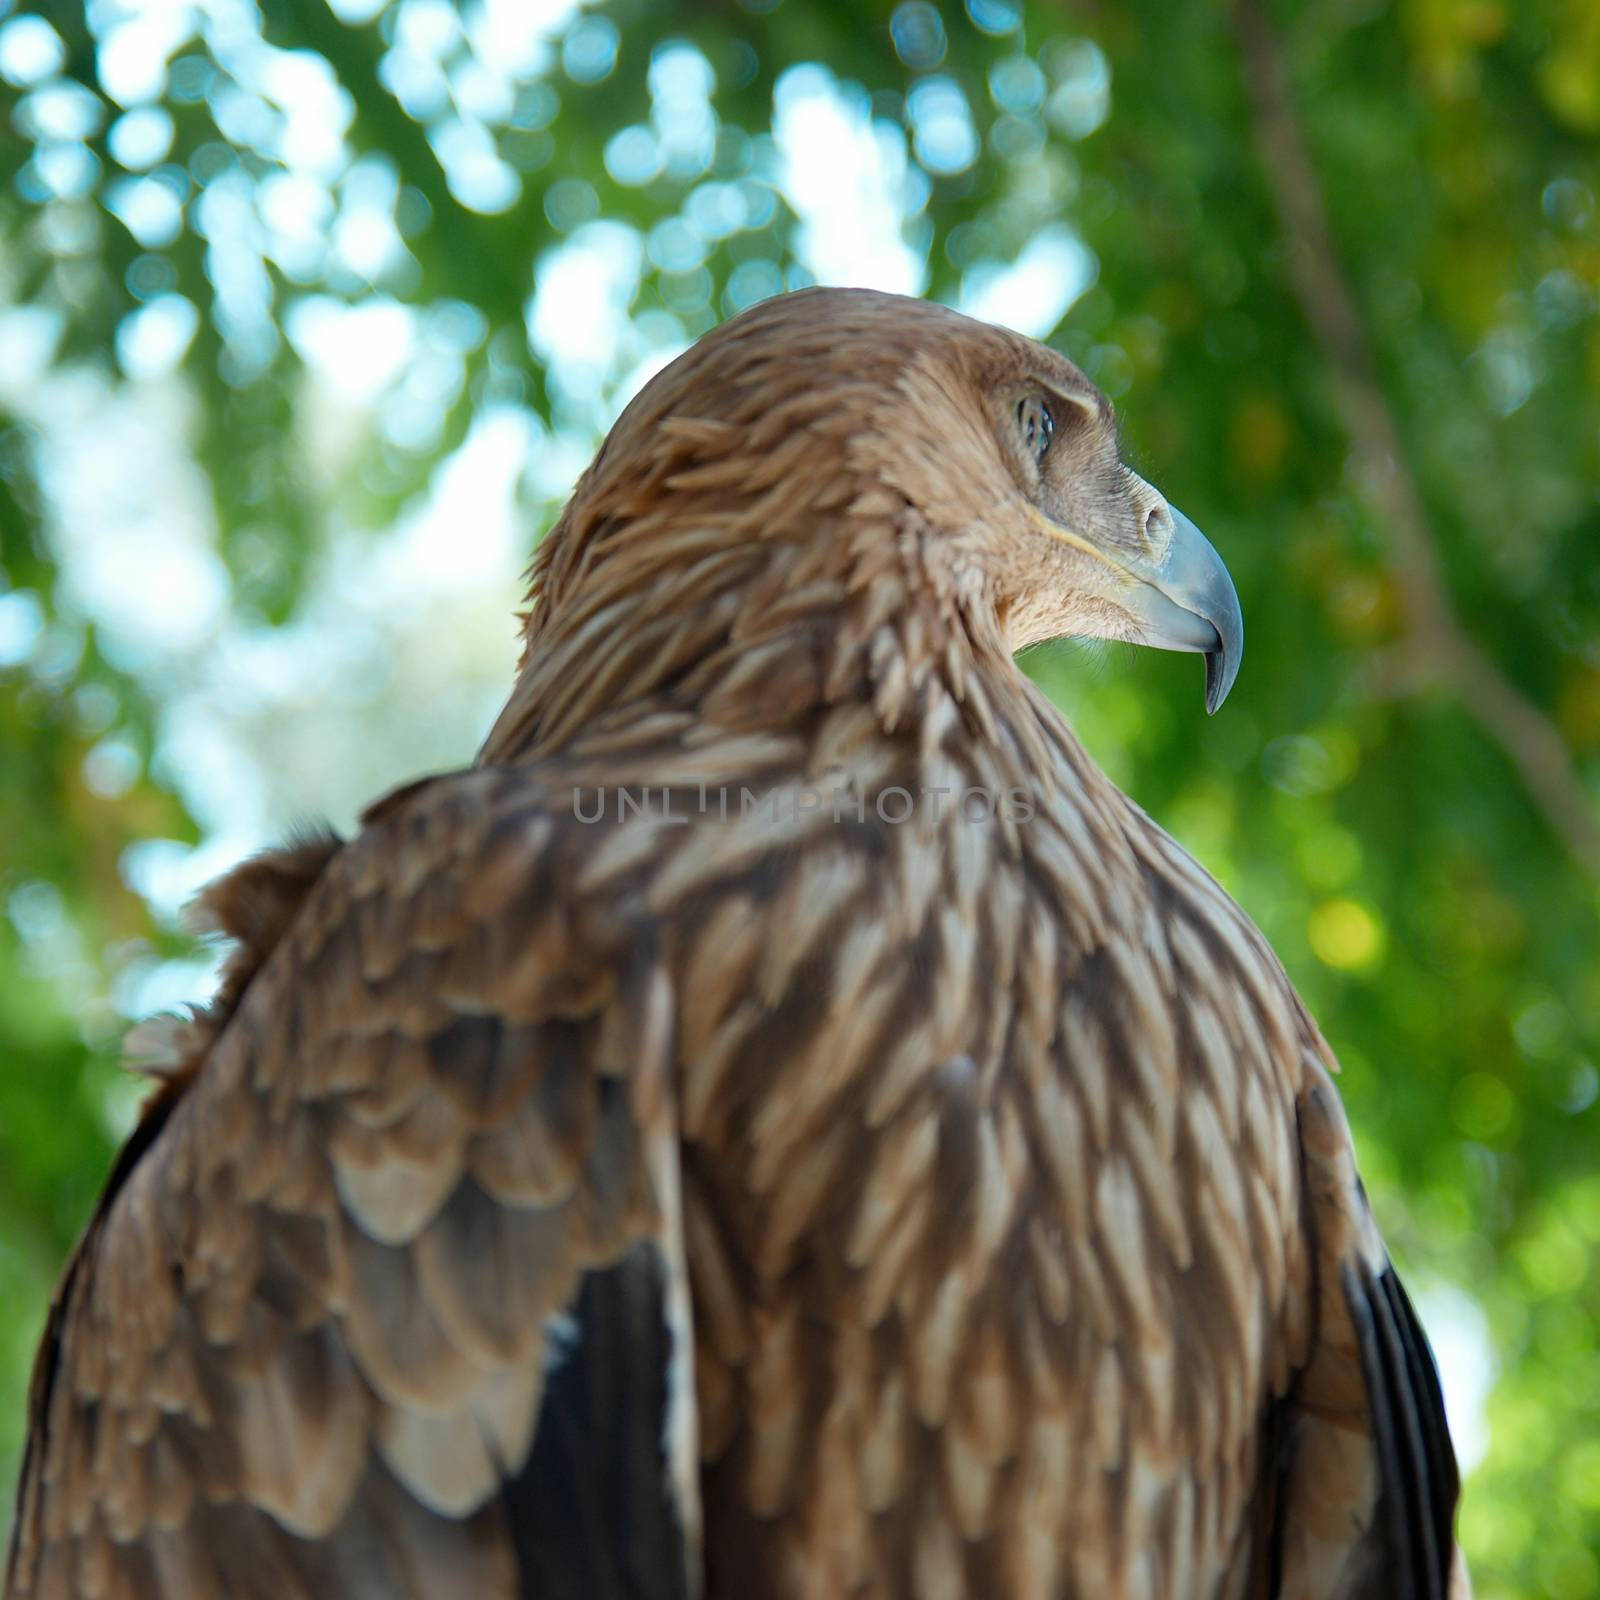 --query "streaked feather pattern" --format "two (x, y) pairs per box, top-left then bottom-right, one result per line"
(7, 288), (1459, 1599)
